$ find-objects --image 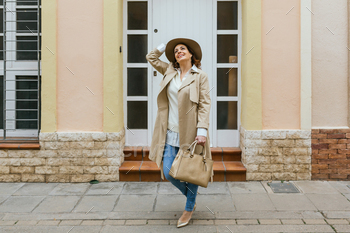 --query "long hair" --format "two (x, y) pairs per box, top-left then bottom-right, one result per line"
(173, 44), (201, 69)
